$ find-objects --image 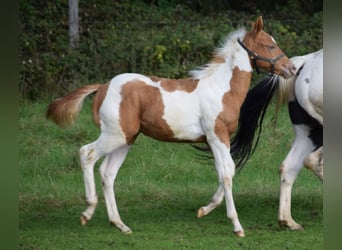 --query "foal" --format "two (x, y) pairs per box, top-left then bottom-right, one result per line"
(46, 16), (295, 237)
